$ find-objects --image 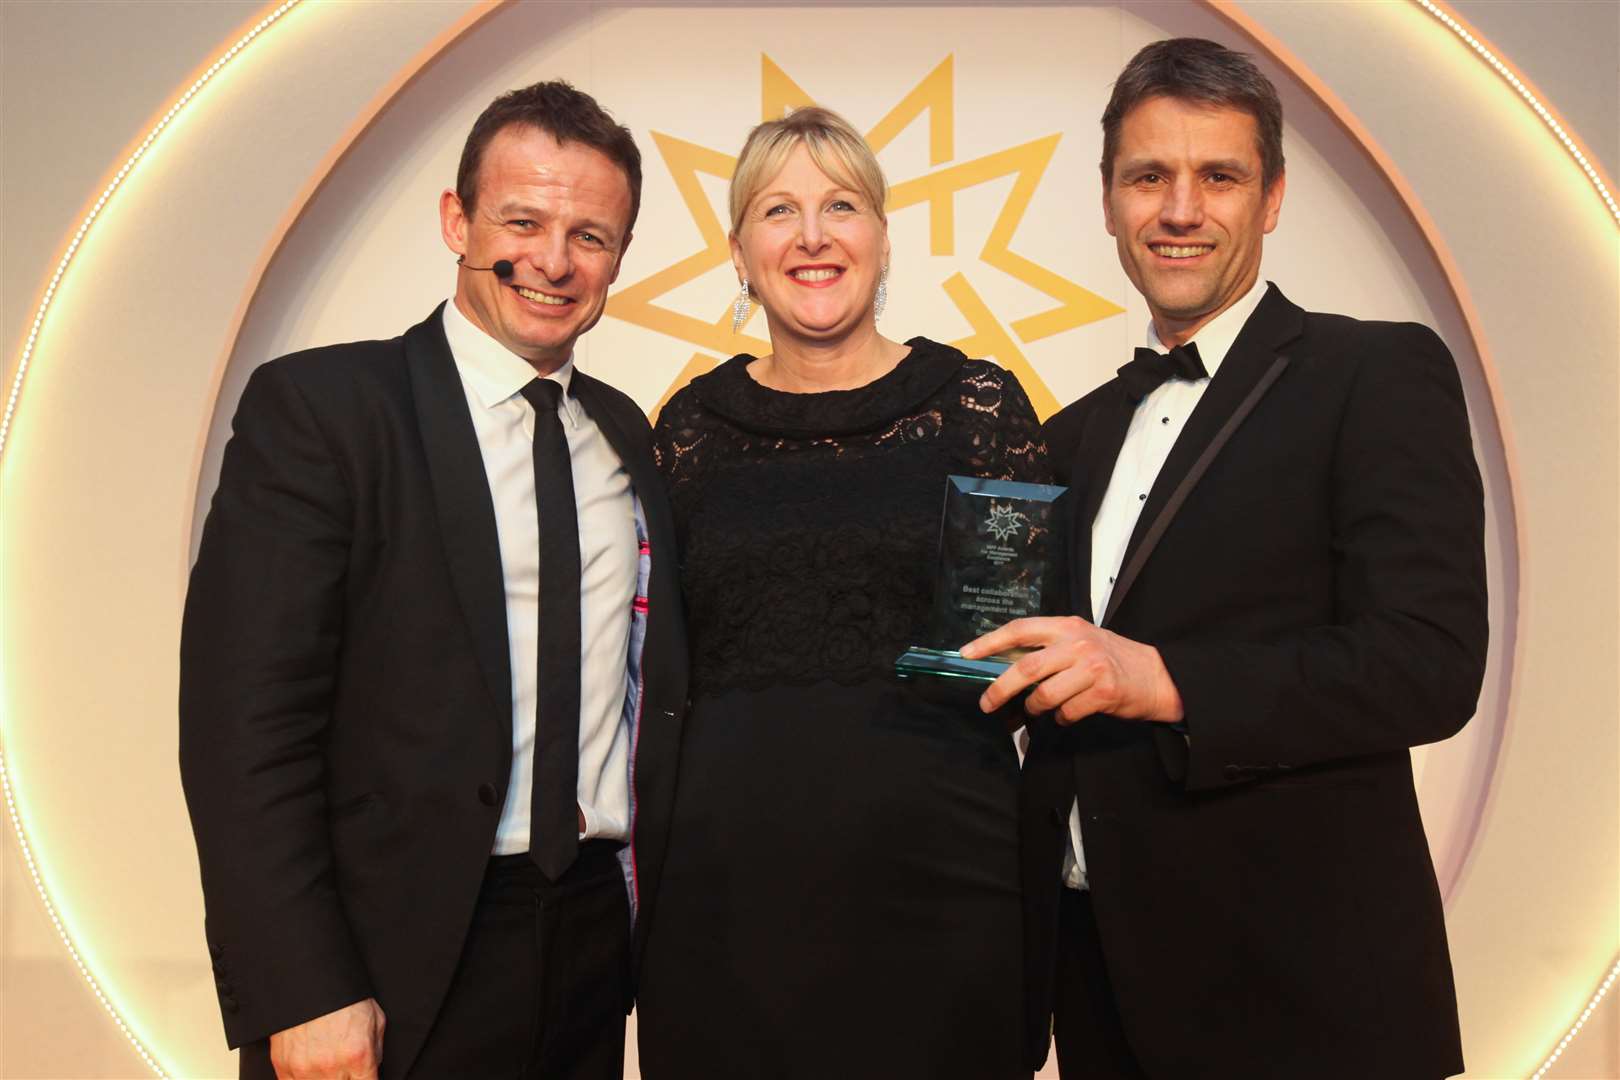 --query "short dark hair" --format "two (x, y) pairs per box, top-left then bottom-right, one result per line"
(455, 80), (643, 234)
(1100, 38), (1284, 189)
